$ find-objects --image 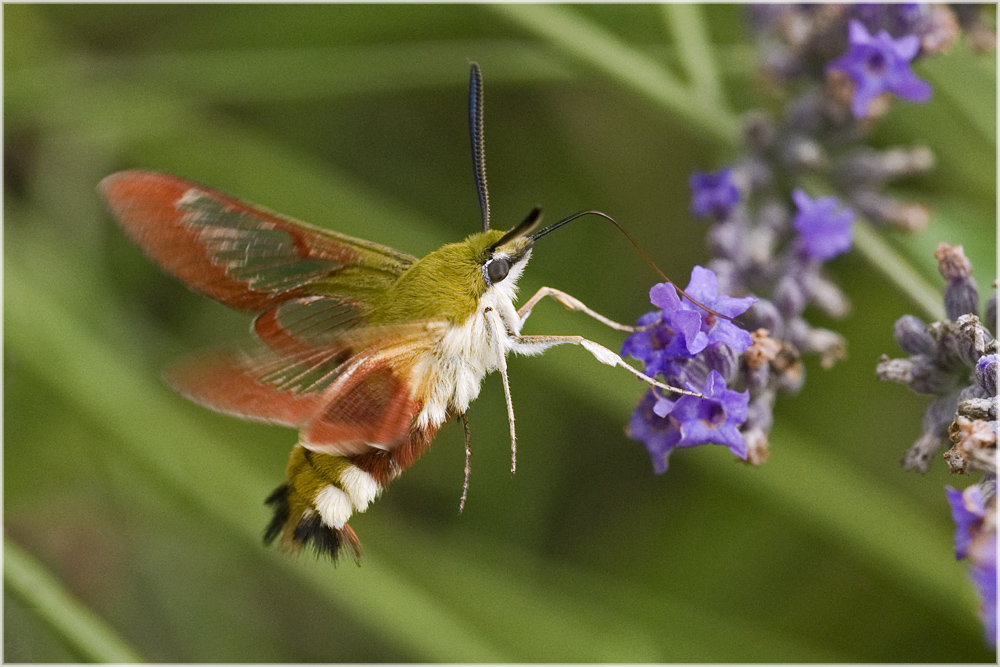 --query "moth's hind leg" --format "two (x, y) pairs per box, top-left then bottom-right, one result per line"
(263, 446), (366, 564)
